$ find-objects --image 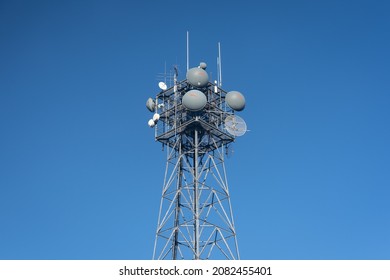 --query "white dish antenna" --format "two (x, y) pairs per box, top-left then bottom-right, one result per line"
(224, 115), (247, 137)
(158, 82), (167, 91)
